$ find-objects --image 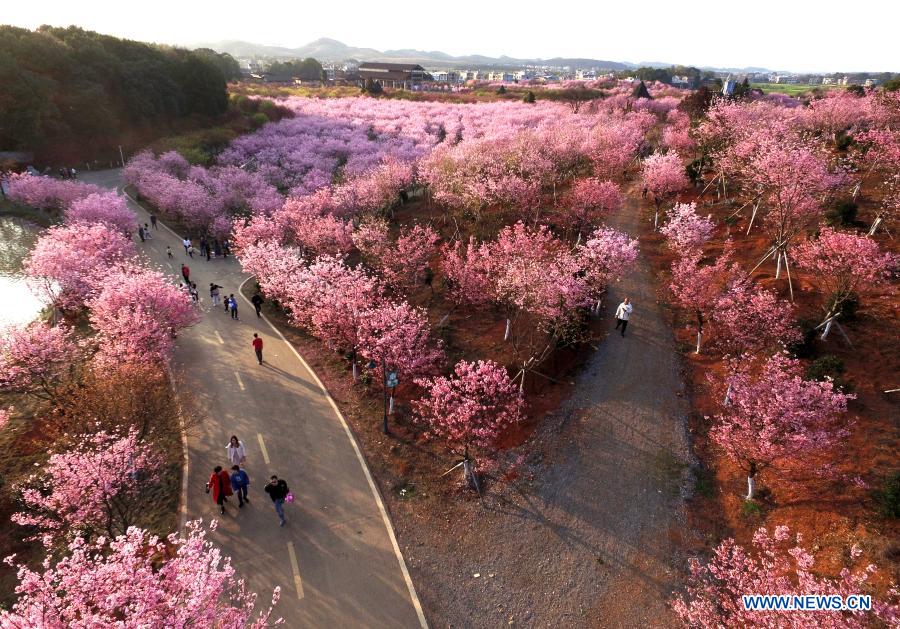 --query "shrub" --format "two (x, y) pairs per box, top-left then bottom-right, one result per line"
(872, 472), (900, 518)
(523, 91), (536, 104)
(825, 199), (858, 225)
(805, 355), (853, 392)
